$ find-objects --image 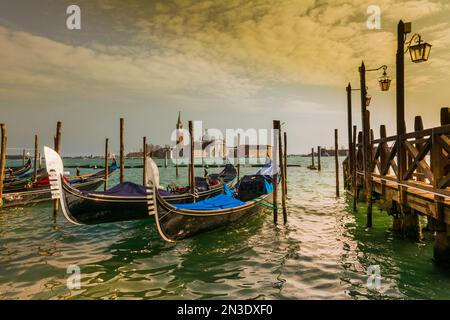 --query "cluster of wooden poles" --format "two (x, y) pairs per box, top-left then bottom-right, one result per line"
(0, 118), (289, 225)
(306, 129), (341, 198)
